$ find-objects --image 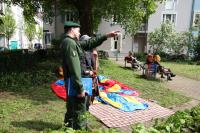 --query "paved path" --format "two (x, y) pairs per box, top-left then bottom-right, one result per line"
(166, 75), (200, 111)
(167, 75), (200, 101)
